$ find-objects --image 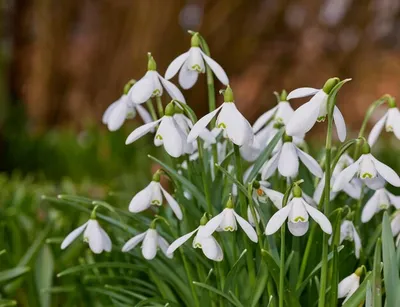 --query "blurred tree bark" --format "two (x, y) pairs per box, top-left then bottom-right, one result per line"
(7, 0), (400, 135)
